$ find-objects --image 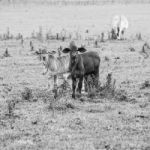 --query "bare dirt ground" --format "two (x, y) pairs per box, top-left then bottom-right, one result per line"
(0, 4), (150, 150)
